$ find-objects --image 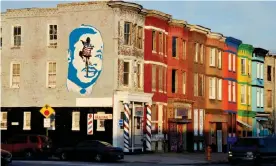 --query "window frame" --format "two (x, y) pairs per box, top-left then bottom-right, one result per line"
(228, 81), (232, 102)
(241, 85), (246, 104)
(152, 64), (156, 92)
(194, 43), (199, 62)
(233, 54), (236, 72)
(200, 44), (204, 64)
(46, 61), (57, 88)
(172, 36), (178, 58)
(123, 60), (131, 87)
(152, 30), (156, 52)
(23, 112), (31, 130)
(228, 53), (232, 71)
(217, 78), (222, 100)
(48, 24), (58, 47)
(0, 112), (8, 130)
(182, 72), (186, 94)
(12, 25), (22, 47)
(136, 62), (143, 89)
(218, 50), (222, 69)
(241, 58), (246, 75)
(210, 48), (216, 67)
(159, 32), (163, 54)
(158, 66), (163, 92)
(194, 73), (198, 96)
(182, 40), (186, 60)
(232, 82), (236, 102)
(124, 22), (132, 45)
(10, 62), (21, 88)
